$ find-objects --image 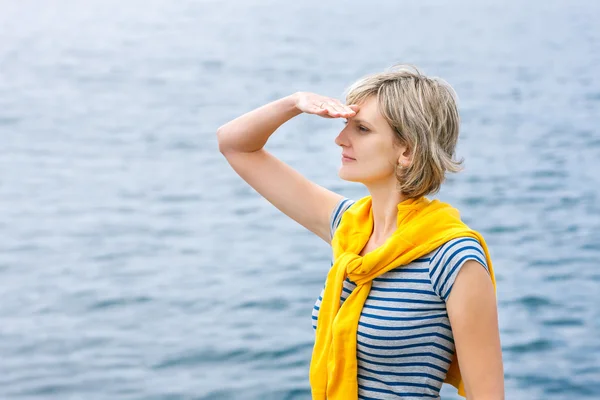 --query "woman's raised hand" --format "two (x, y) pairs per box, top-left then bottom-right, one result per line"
(294, 92), (359, 119)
